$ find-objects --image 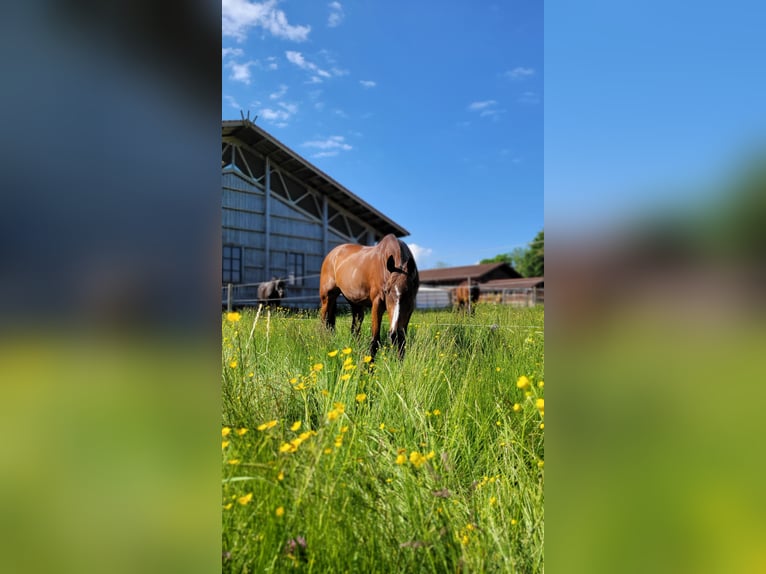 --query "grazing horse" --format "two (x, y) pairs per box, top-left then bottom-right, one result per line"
(320, 234), (419, 360)
(454, 281), (481, 312)
(258, 278), (285, 308)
